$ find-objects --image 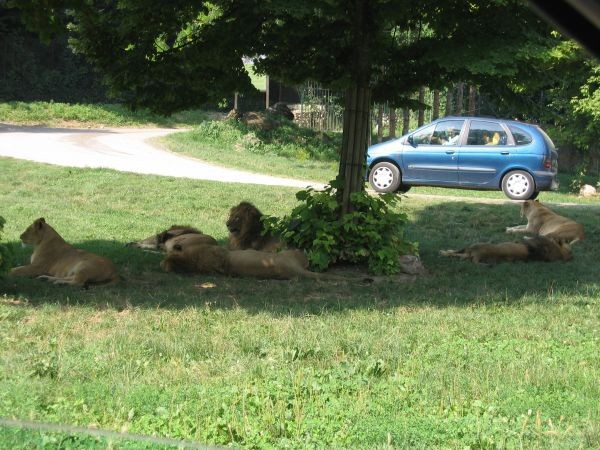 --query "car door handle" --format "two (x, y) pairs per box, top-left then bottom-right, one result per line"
(500, 151), (510, 155)
(445, 150), (455, 155)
